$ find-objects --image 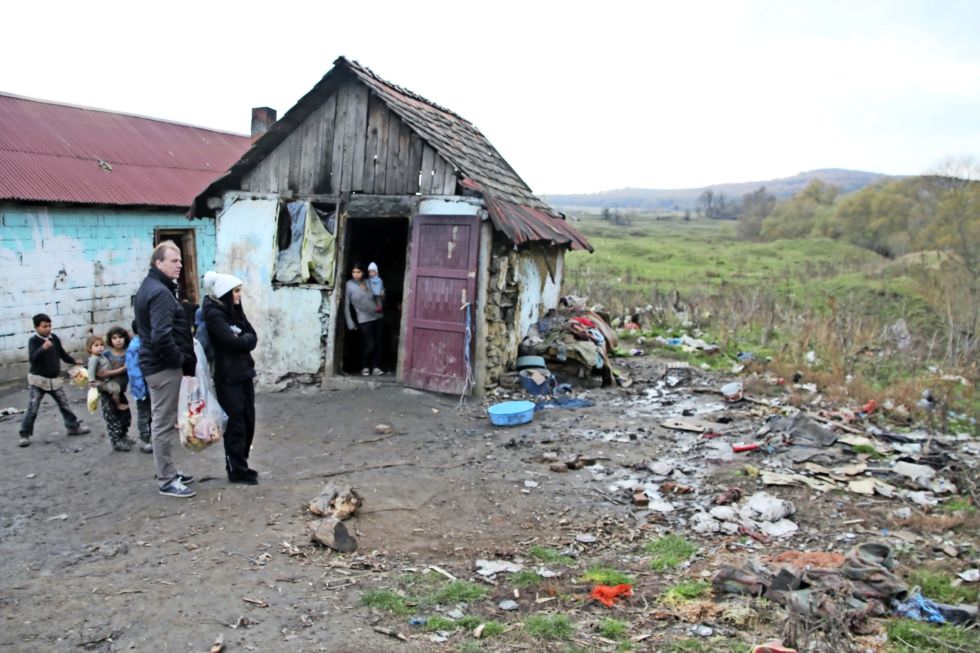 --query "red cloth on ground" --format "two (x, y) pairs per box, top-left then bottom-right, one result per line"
(589, 584), (633, 607)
